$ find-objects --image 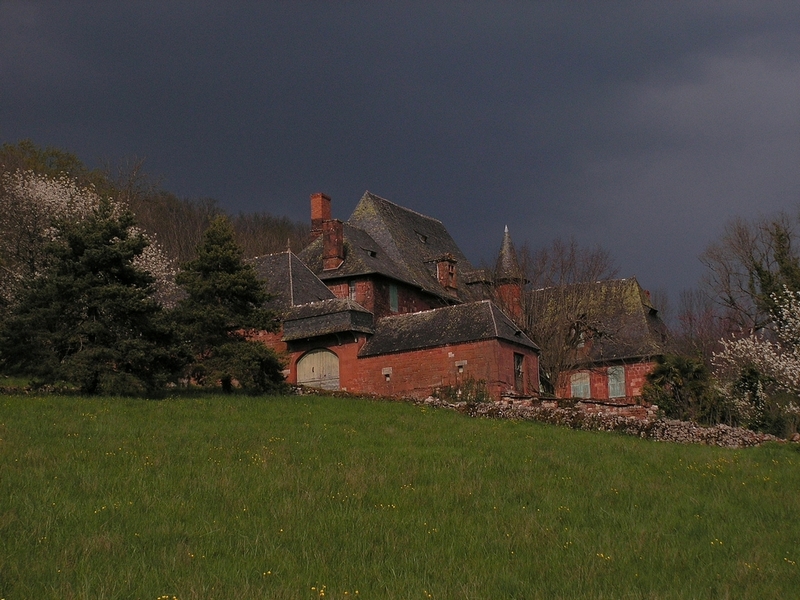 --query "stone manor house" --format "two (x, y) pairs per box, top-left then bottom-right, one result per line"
(251, 191), (665, 402)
